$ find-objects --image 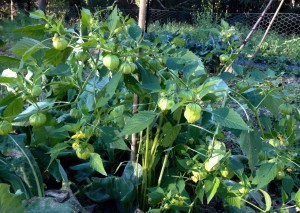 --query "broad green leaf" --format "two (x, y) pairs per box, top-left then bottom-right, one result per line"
(122, 161), (143, 185)
(128, 25), (142, 41)
(46, 64), (71, 76)
(0, 56), (20, 68)
(81, 8), (92, 29)
(90, 153), (107, 176)
(3, 97), (24, 122)
(0, 76), (16, 84)
(223, 193), (242, 208)
(239, 131), (262, 170)
(147, 187), (165, 206)
(0, 159), (29, 199)
(0, 134), (44, 197)
(197, 78), (226, 98)
(43, 47), (73, 66)
(106, 7), (119, 33)
(95, 72), (123, 108)
(211, 107), (251, 131)
(258, 189), (272, 212)
(0, 183), (25, 213)
(221, 19), (229, 30)
(261, 90), (284, 115)
(10, 38), (45, 58)
(204, 176), (220, 204)
(206, 141), (226, 171)
(24, 197), (75, 213)
(295, 189), (300, 207)
(47, 143), (70, 169)
(100, 126), (130, 151)
(282, 175), (294, 194)
(160, 123), (181, 147)
(14, 24), (45, 38)
(252, 163), (277, 189)
(124, 74), (147, 97)
(29, 10), (46, 20)
(14, 101), (54, 122)
(147, 209), (161, 213)
(121, 111), (158, 135)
